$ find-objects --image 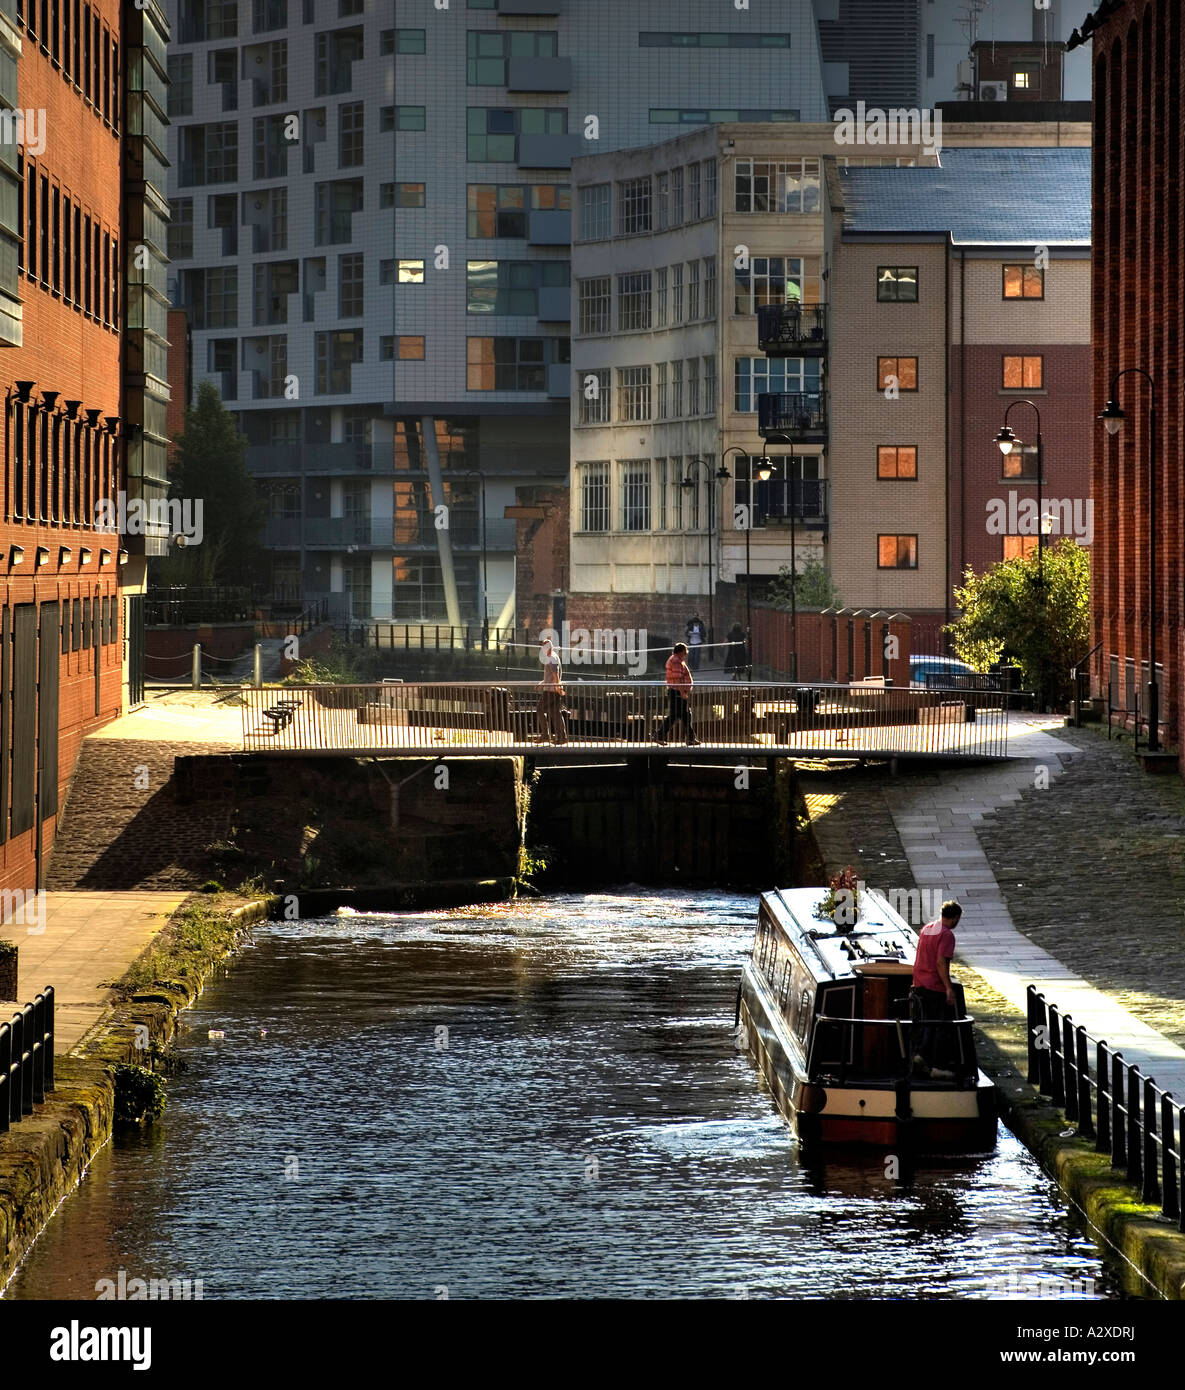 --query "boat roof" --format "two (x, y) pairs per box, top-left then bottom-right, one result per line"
(761, 887), (920, 984)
